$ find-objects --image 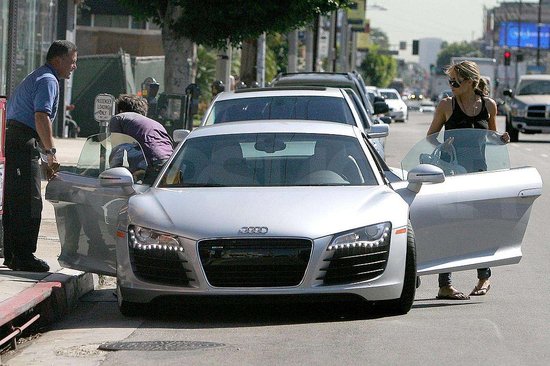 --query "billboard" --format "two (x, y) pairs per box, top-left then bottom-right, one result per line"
(499, 21), (550, 49)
